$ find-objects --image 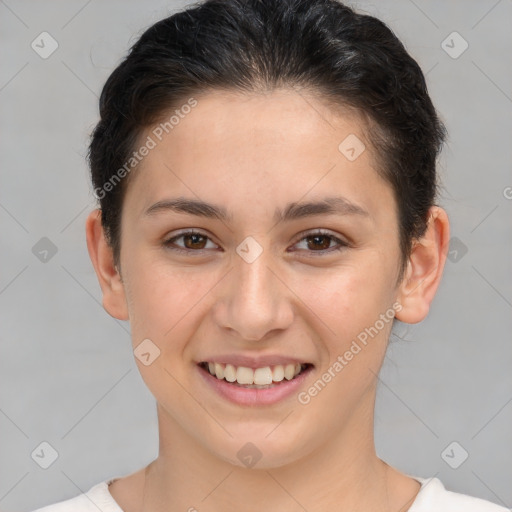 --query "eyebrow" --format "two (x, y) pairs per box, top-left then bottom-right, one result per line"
(143, 196), (370, 223)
